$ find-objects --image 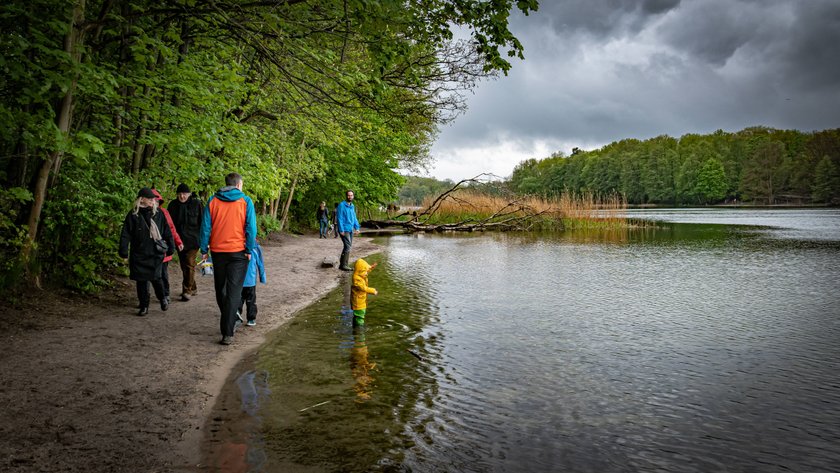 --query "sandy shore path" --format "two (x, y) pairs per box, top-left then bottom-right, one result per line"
(0, 233), (380, 472)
